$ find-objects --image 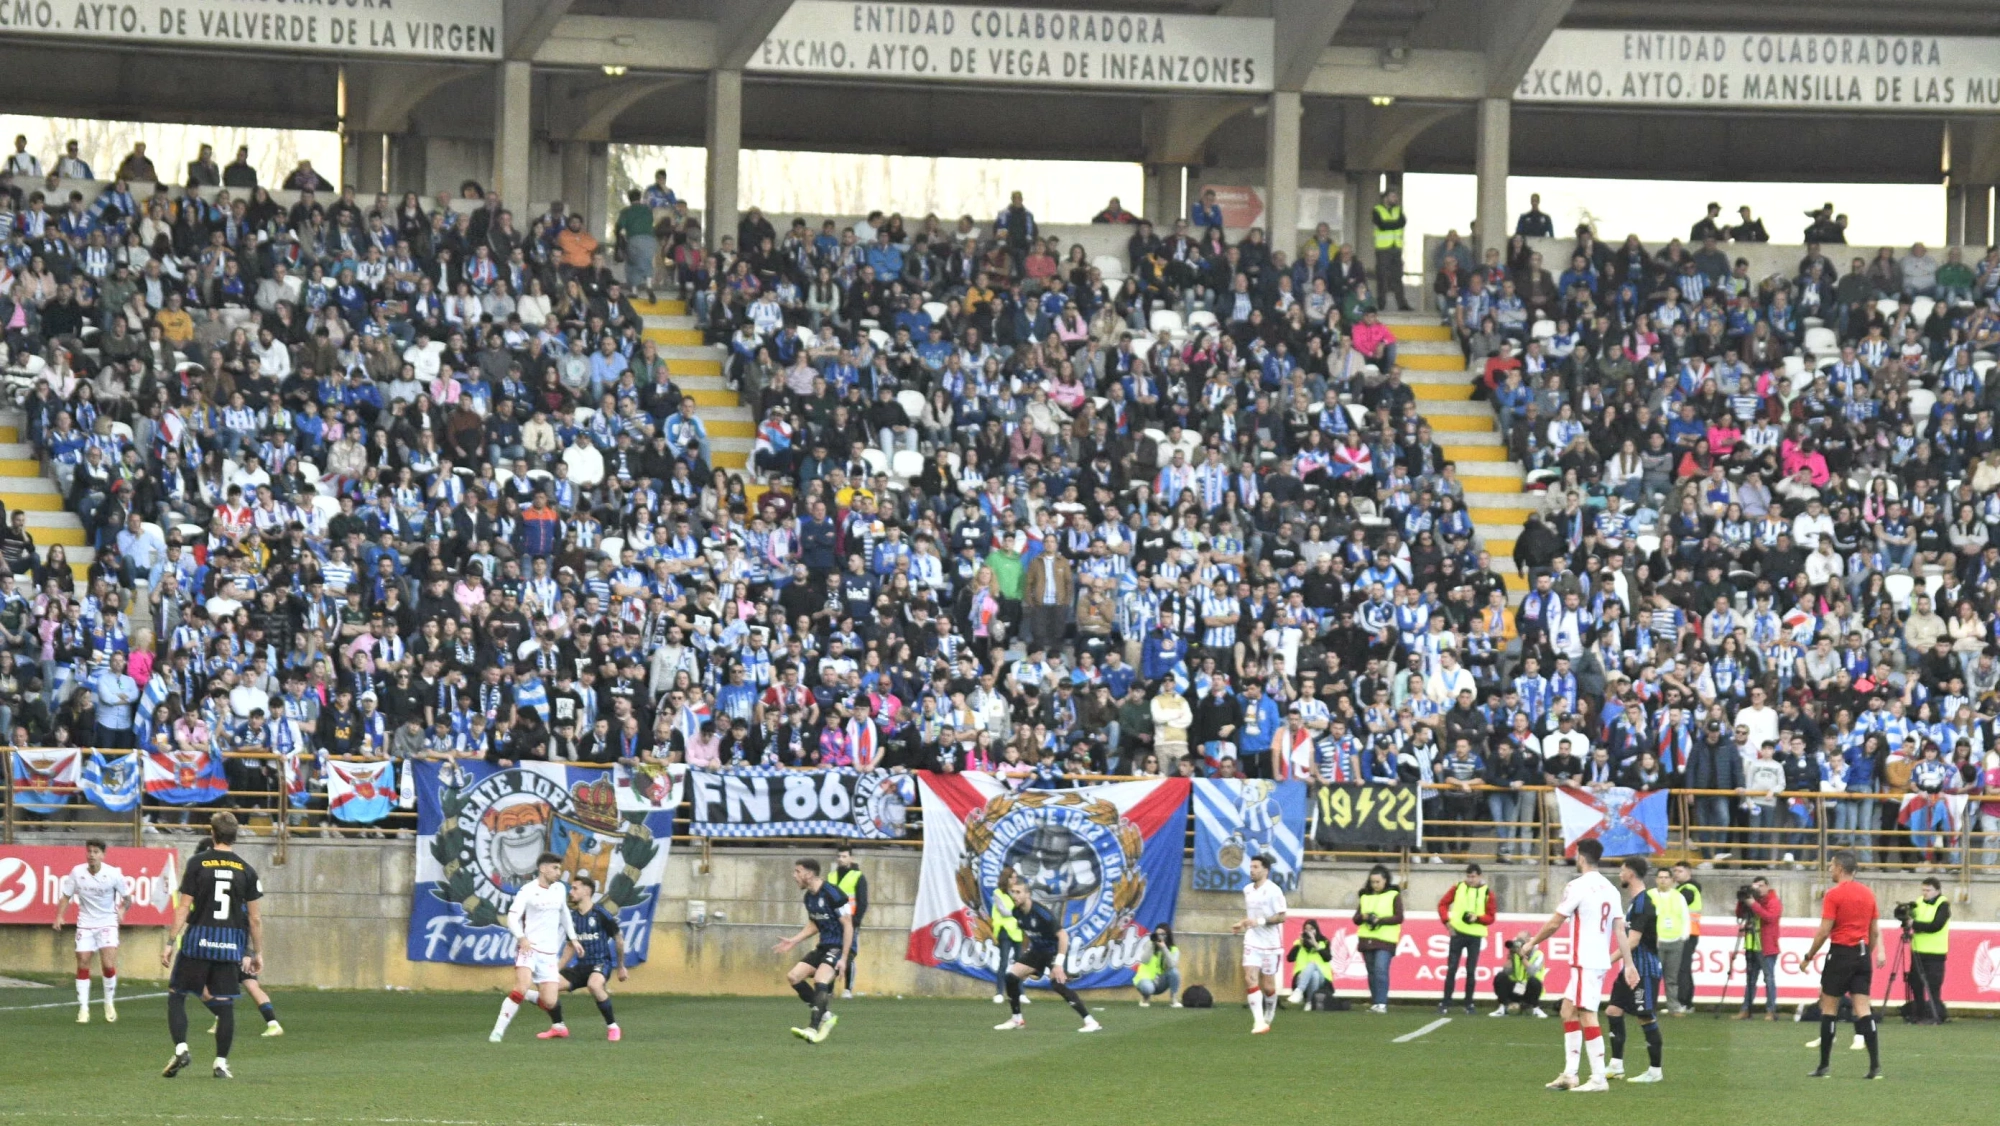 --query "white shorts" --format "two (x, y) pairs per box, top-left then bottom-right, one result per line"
(1565, 965), (1609, 1011)
(1242, 945), (1283, 977)
(75, 926), (120, 954)
(515, 948), (562, 985)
